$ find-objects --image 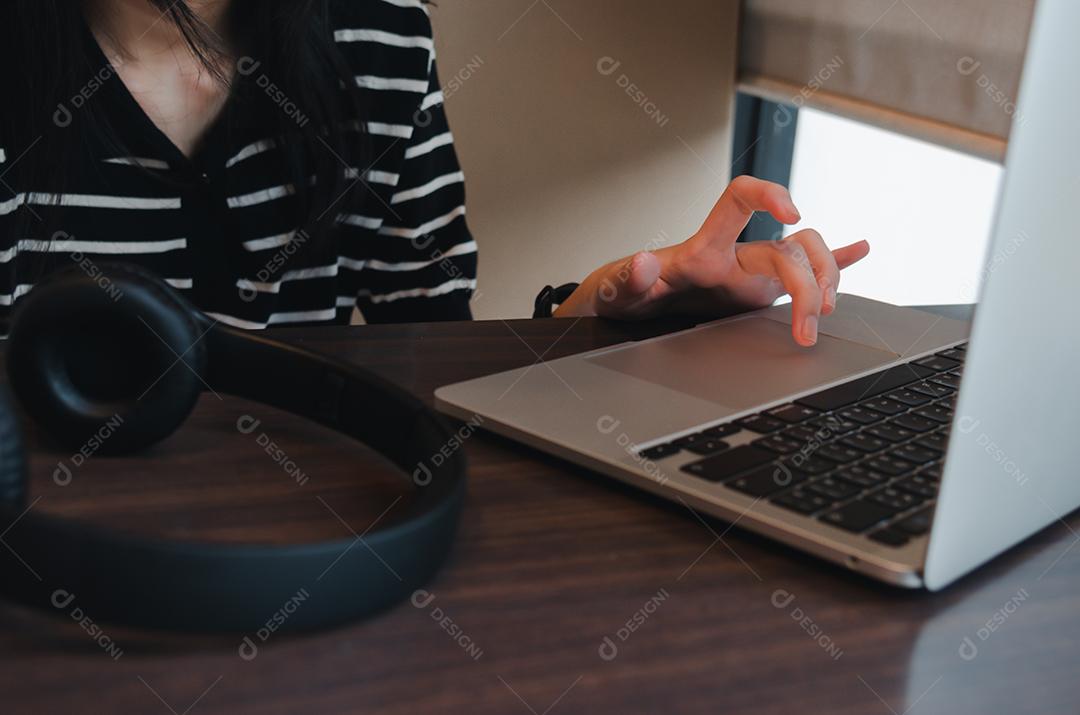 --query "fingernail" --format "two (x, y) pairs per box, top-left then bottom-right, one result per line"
(826, 287), (837, 310)
(801, 315), (819, 345)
